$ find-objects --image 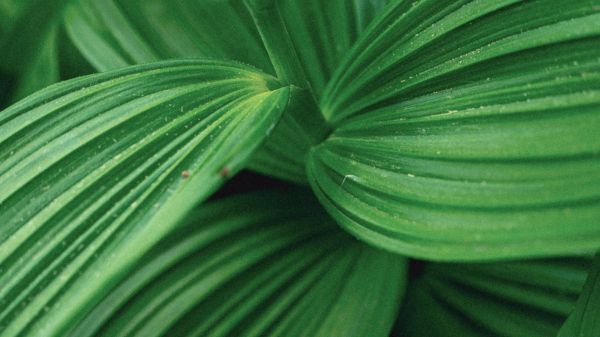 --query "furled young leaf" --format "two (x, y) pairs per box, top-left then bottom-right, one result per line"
(0, 59), (289, 336)
(397, 257), (591, 337)
(308, 0), (600, 260)
(64, 190), (407, 337)
(558, 254), (600, 337)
